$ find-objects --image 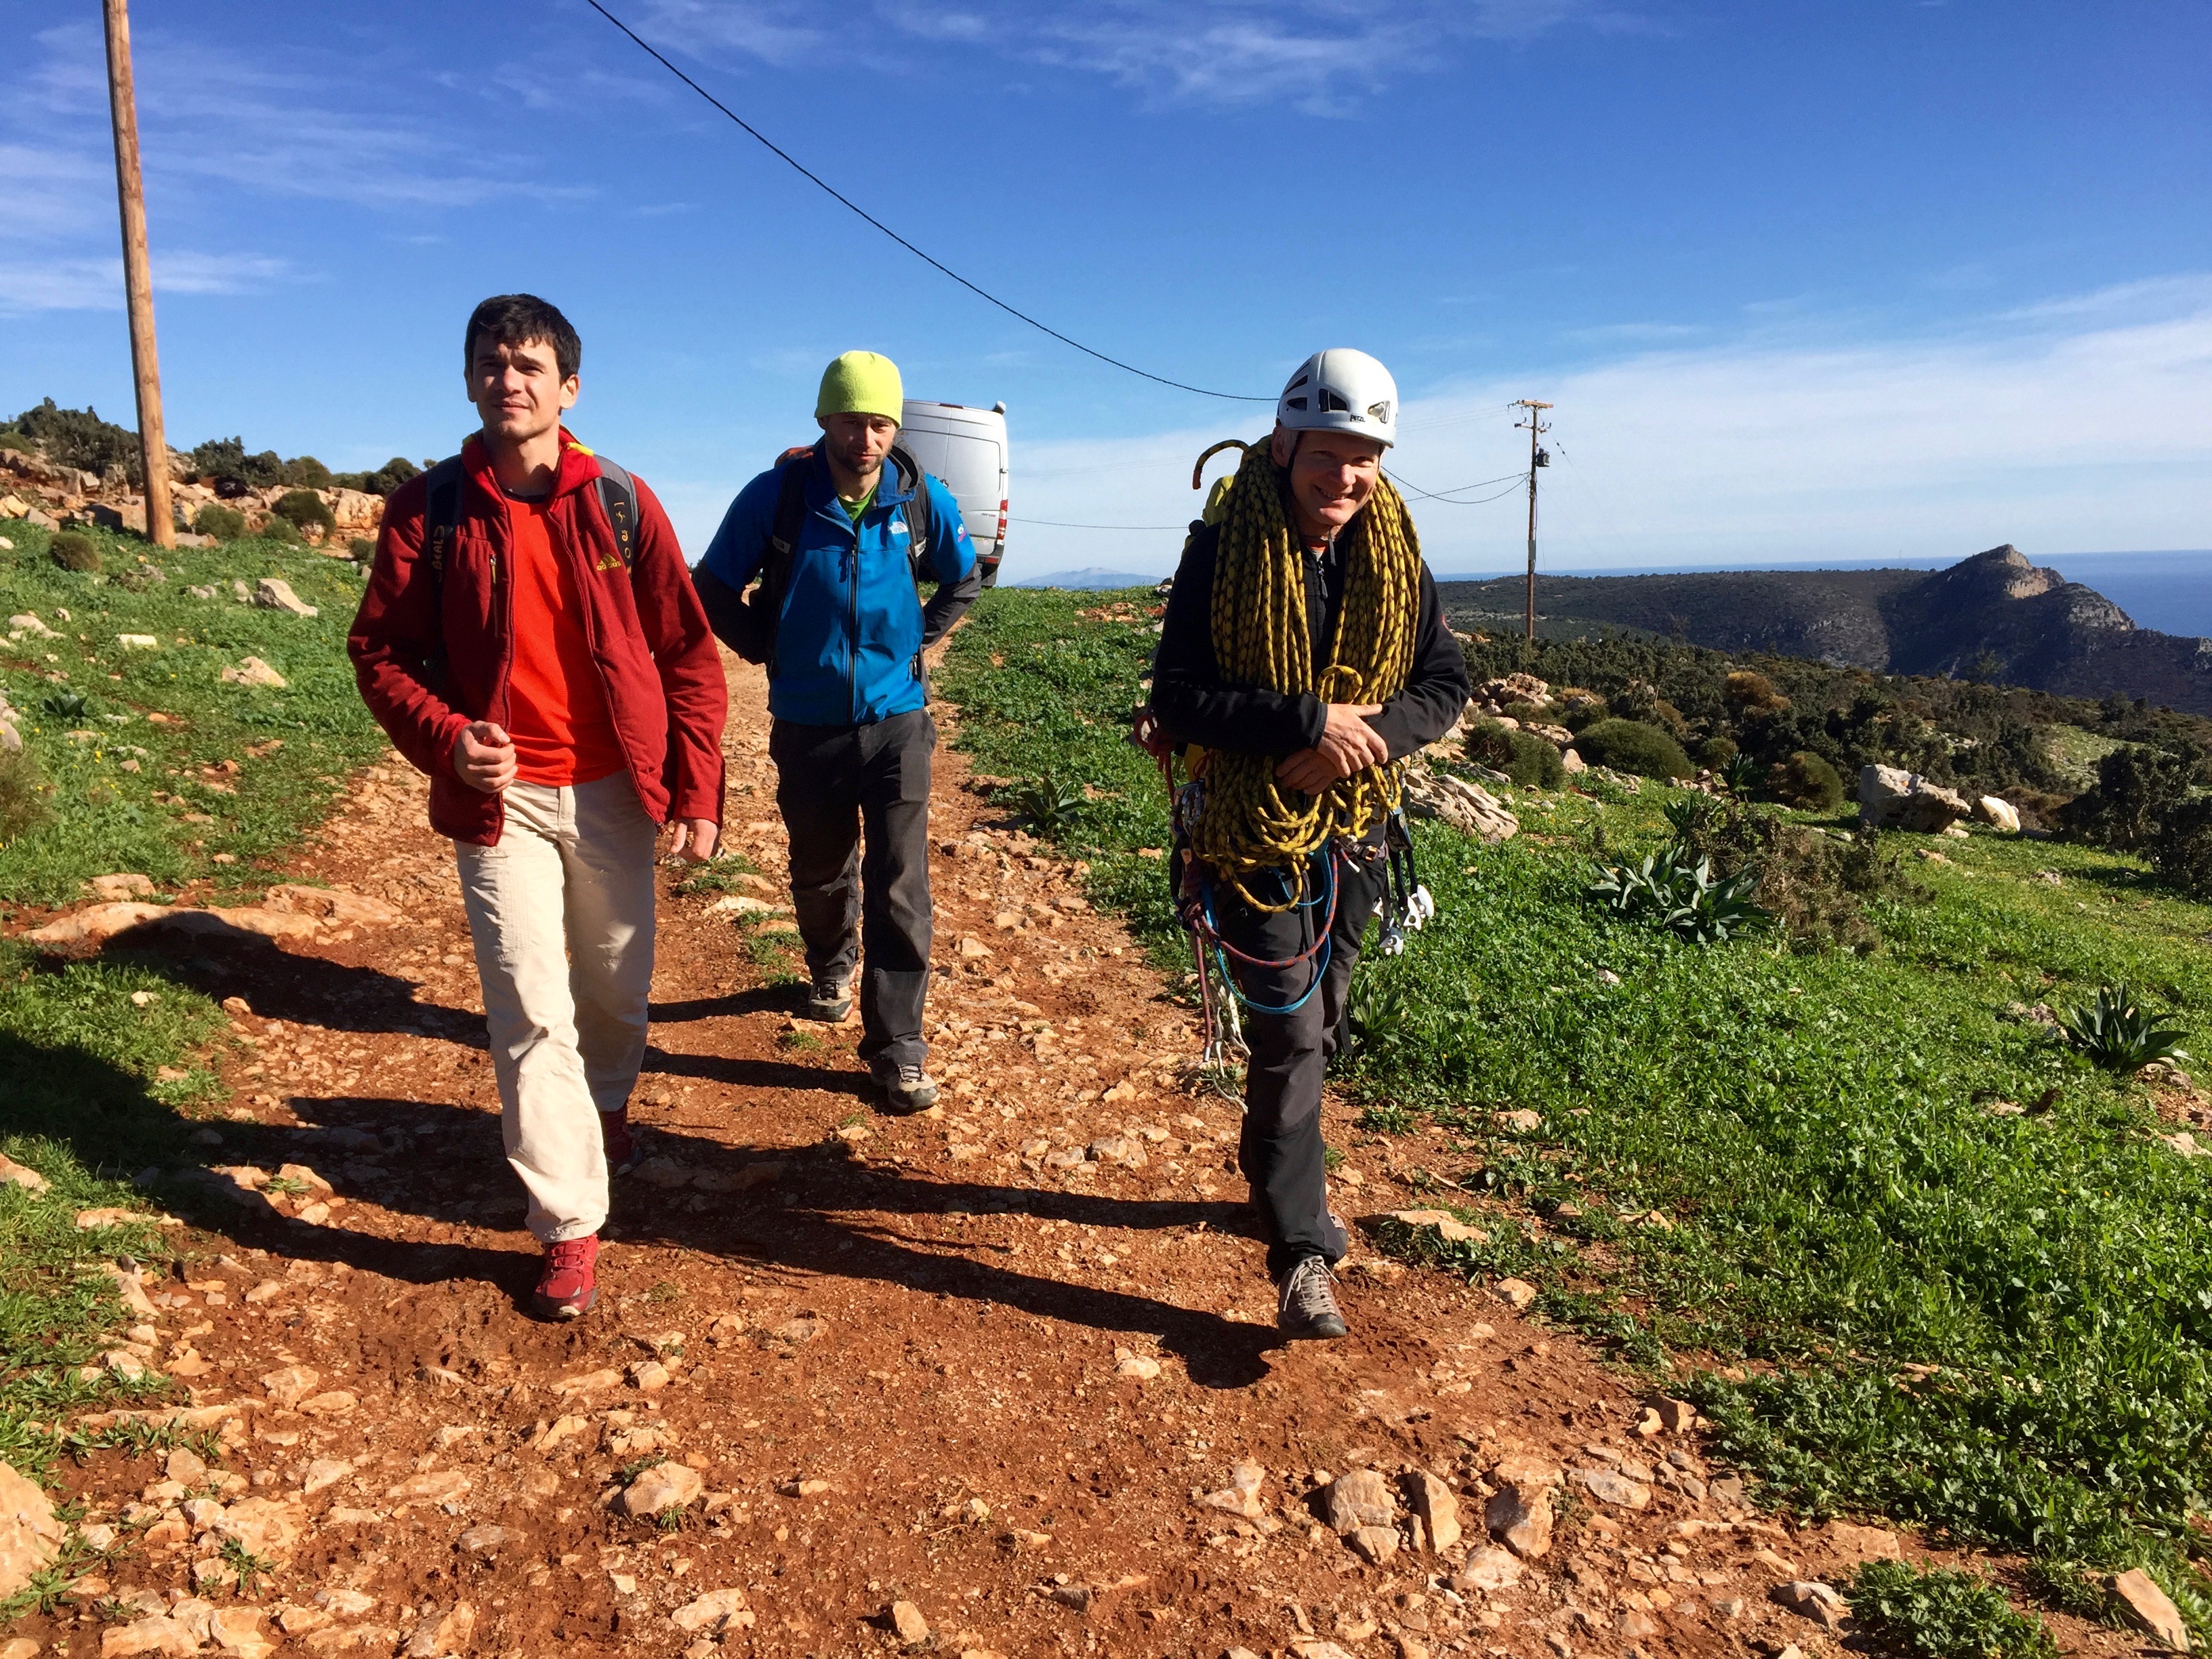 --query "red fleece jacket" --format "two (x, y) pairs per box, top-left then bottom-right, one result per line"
(348, 432), (727, 845)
